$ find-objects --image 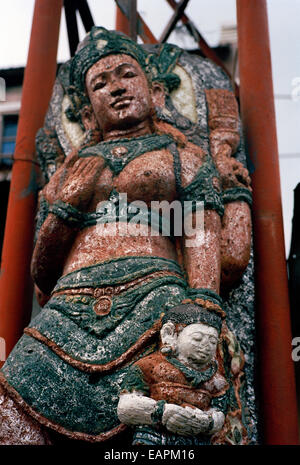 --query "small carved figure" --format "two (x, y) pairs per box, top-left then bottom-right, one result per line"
(0, 27), (253, 444)
(118, 305), (228, 445)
